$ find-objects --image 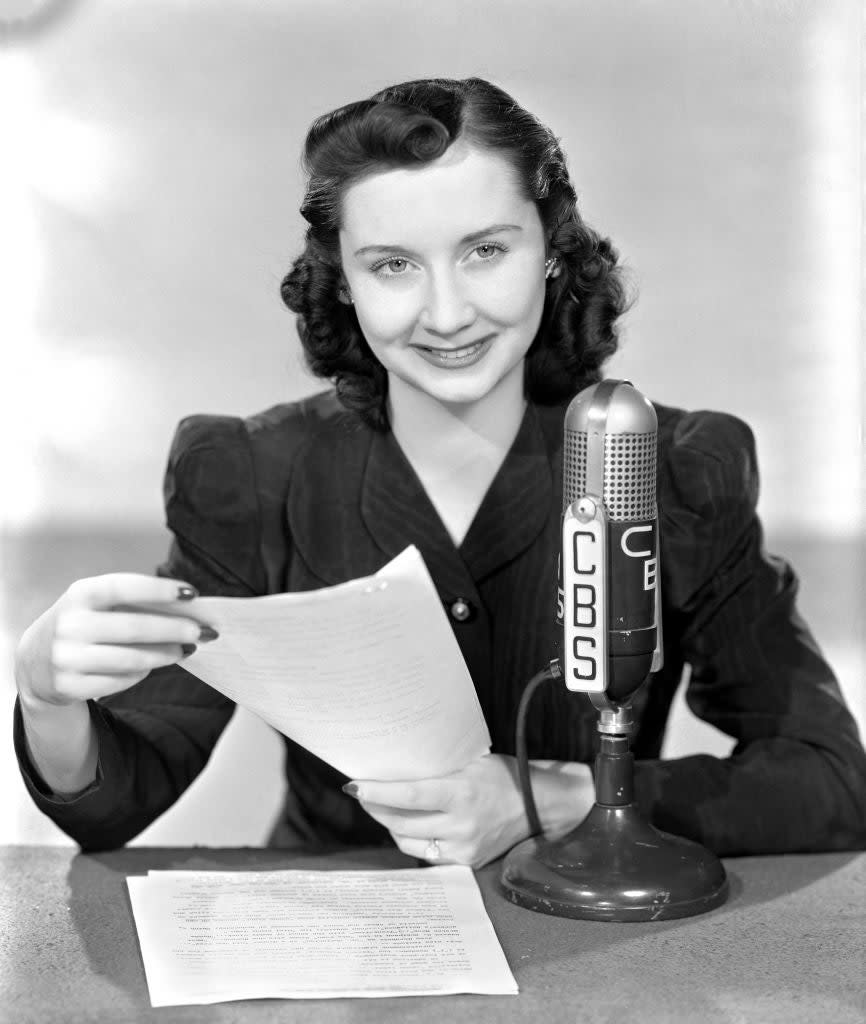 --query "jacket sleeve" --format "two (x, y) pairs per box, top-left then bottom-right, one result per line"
(633, 411), (866, 855)
(14, 414), (265, 851)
